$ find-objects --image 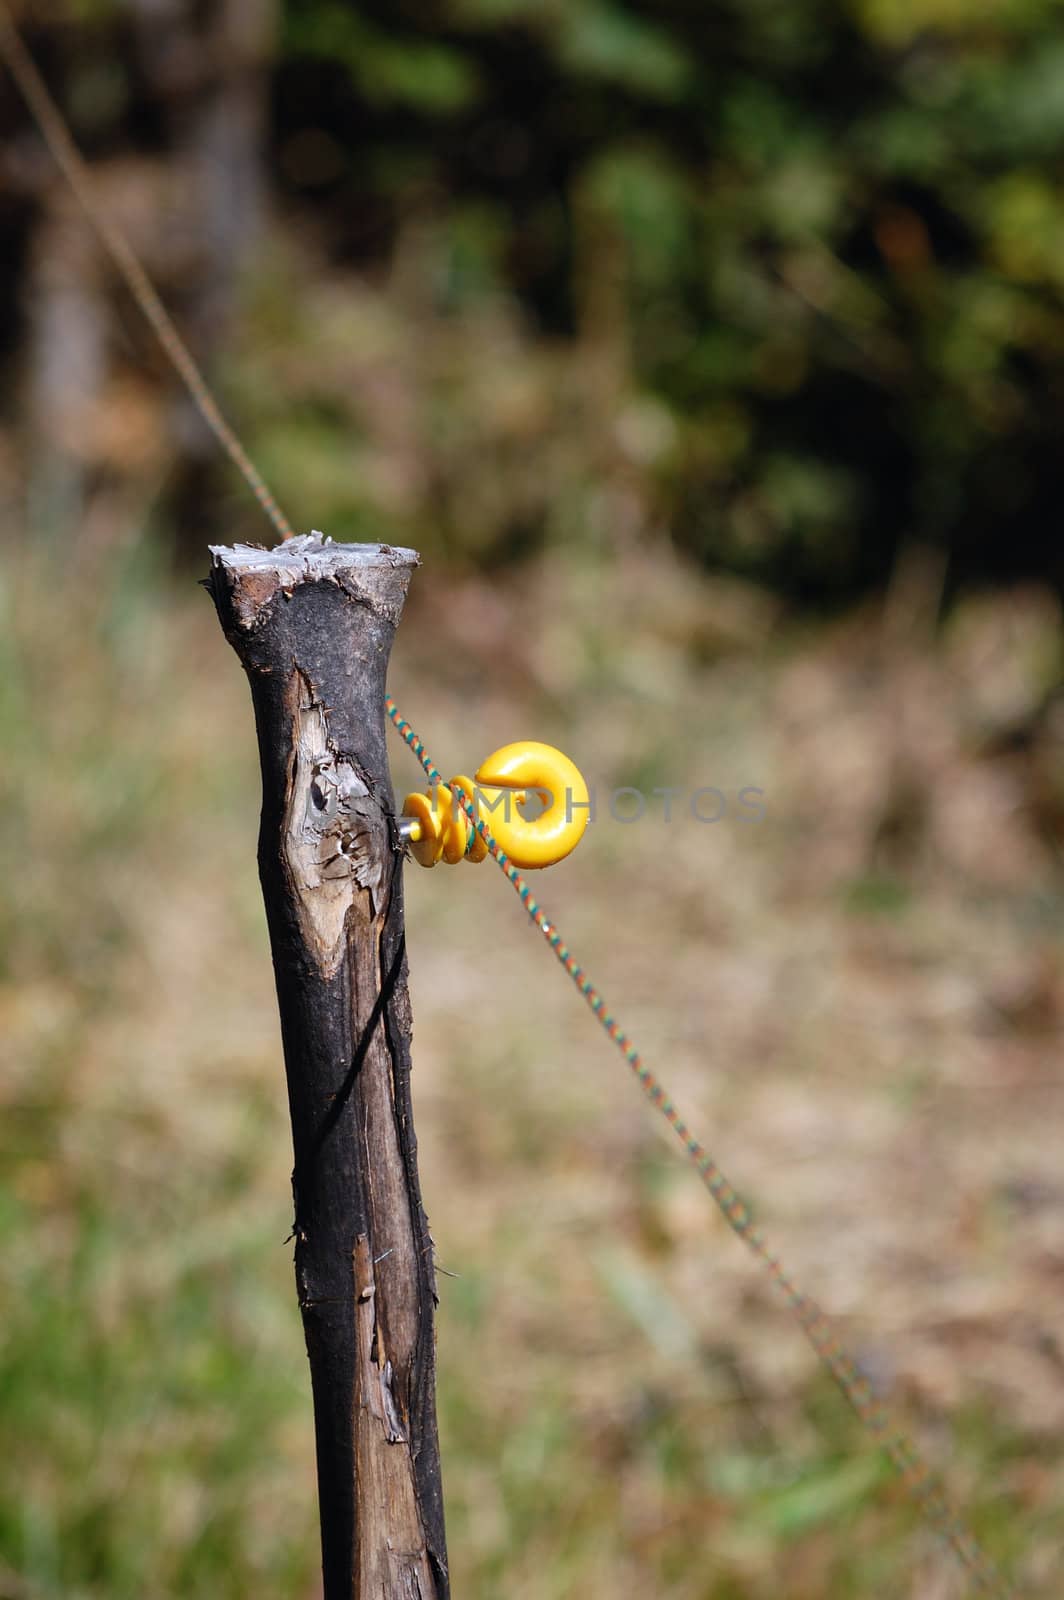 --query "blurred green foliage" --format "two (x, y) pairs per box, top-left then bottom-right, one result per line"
(271, 0), (1064, 598)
